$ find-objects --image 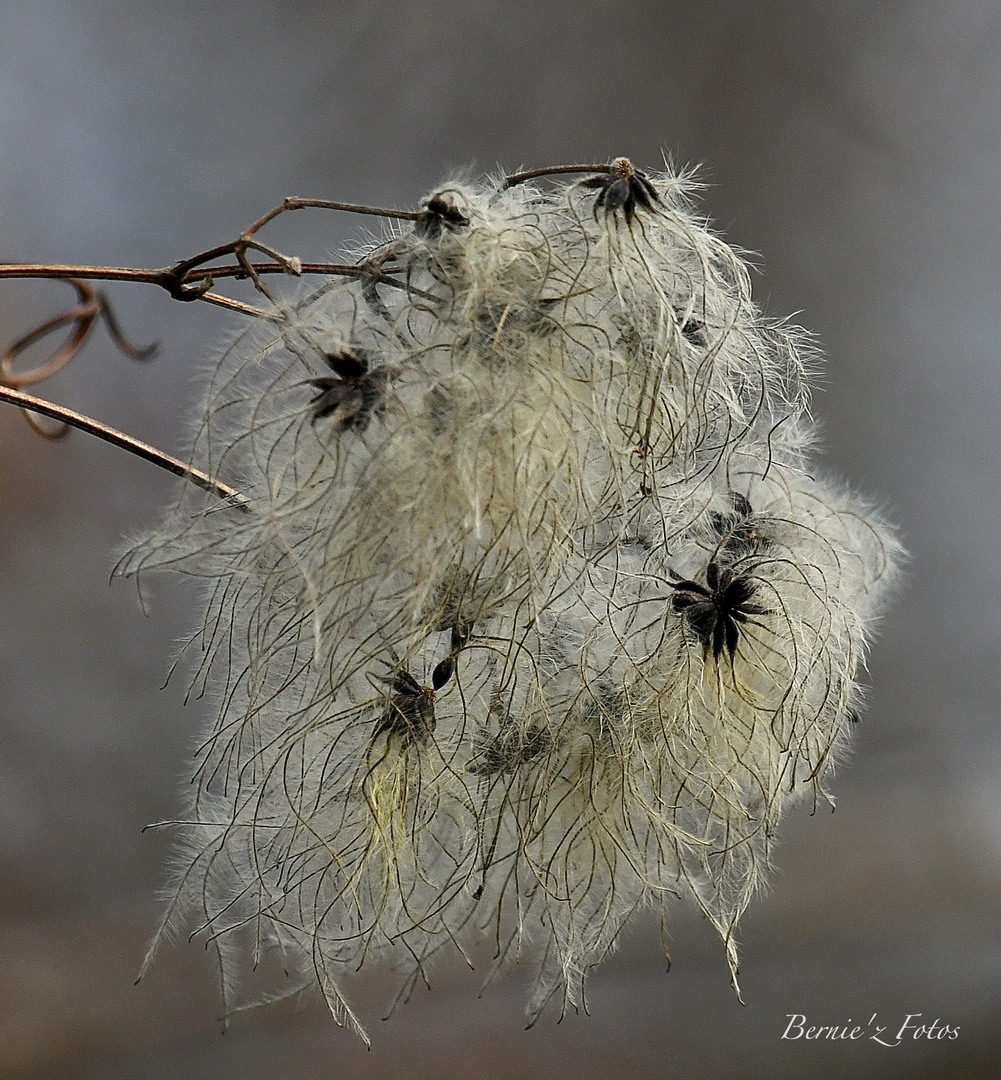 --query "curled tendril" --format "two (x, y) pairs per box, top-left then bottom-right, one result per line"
(1, 279), (156, 437)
